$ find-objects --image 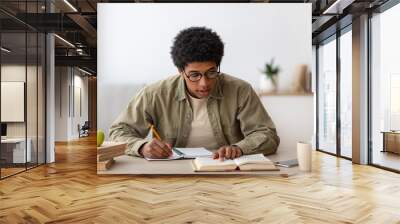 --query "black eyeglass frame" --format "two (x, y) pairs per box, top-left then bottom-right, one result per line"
(182, 66), (221, 82)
